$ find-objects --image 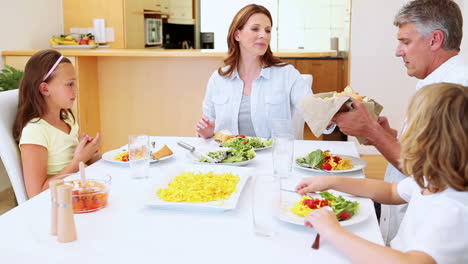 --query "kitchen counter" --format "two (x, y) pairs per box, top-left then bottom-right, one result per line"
(3, 49), (345, 150)
(2, 49), (337, 58)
